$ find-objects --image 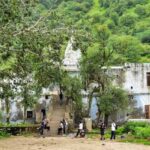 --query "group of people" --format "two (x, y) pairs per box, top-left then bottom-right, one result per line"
(58, 119), (68, 135)
(39, 117), (68, 136)
(39, 117), (117, 140)
(99, 120), (117, 140)
(39, 117), (50, 136)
